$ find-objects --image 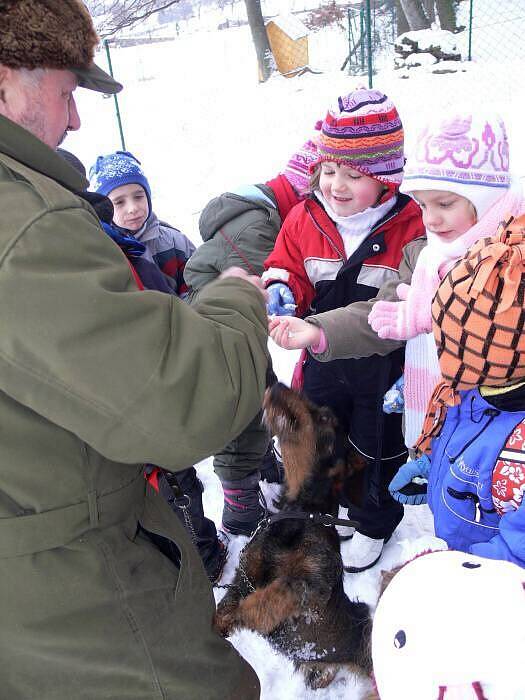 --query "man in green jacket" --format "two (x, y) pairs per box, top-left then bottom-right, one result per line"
(0, 2), (269, 698)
